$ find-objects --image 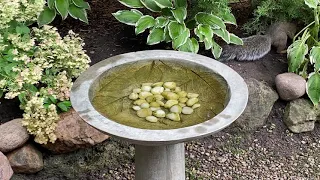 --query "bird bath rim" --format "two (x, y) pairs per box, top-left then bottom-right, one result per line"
(70, 50), (248, 146)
